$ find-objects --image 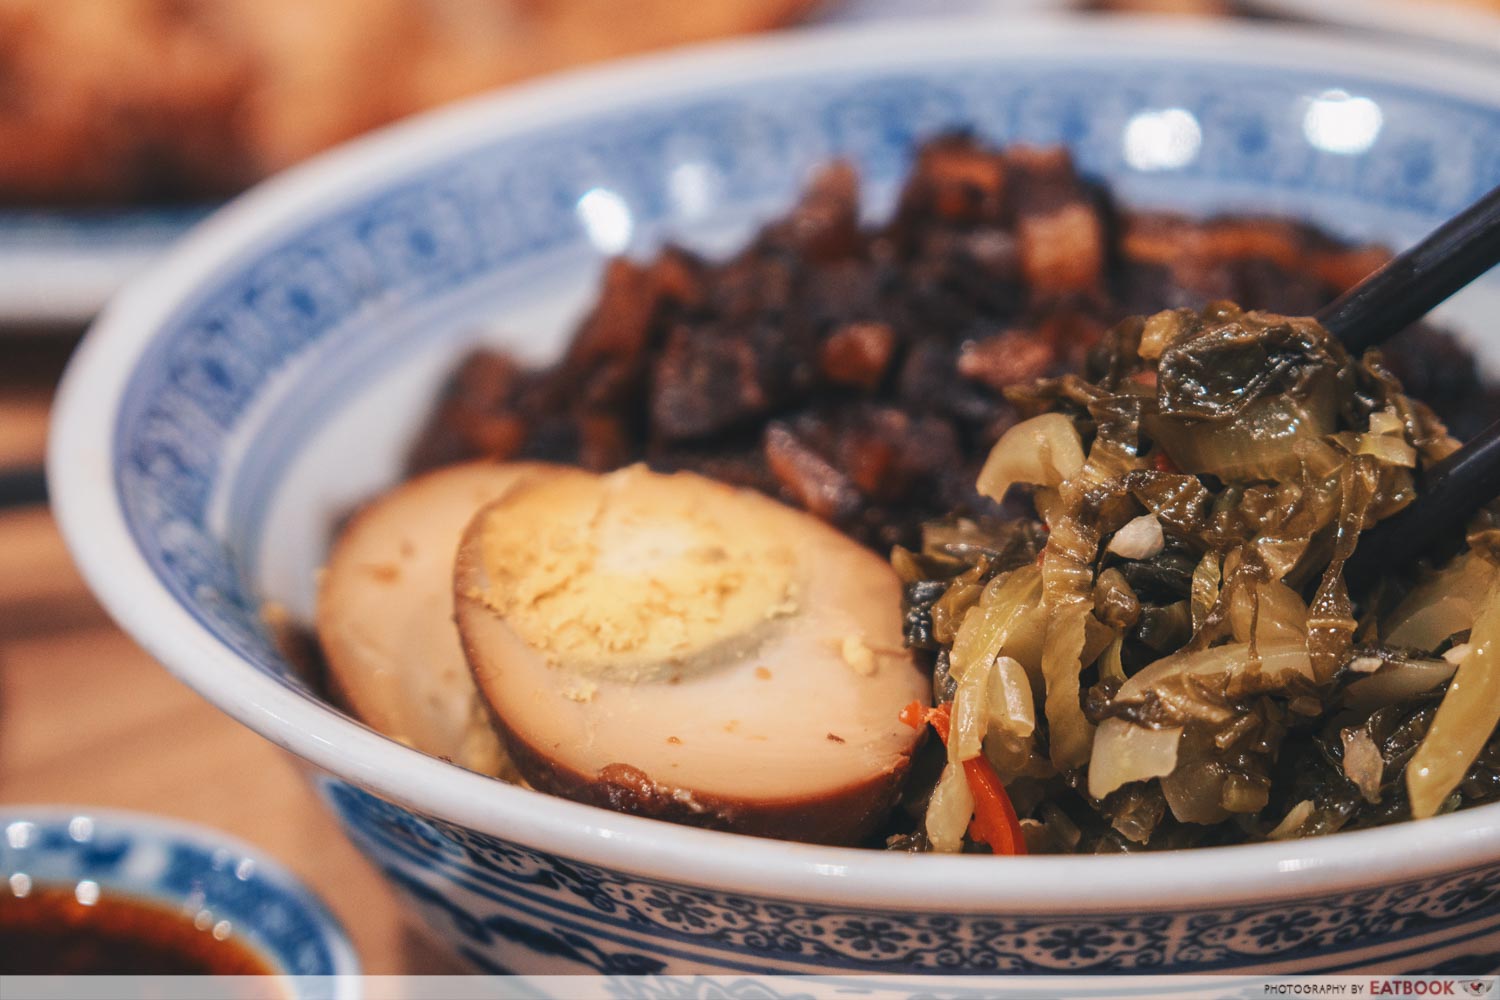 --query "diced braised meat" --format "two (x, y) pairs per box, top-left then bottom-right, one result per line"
(1017, 201), (1105, 298)
(405, 135), (1500, 553)
(405, 351), (529, 469)
(563, 259), (662, 409)
(1006, 145), (1106, 298)
(763, 422), (862, 523)
(575, 412), (633, 471)
(1311, 245), (1389, 292)
(1229, 257), (1330, 317)
(762, 160), (863, 262)
(835, 407), (963, 504)
(650, 325), (774, 440)
(958, 330), (1056, 391)
(646, 440), (780, 495)
(893, 134), (1008, 228)
(897, 337), (1005, 427)
(820, 322), (895, 390)
(1037, 306), (1109, 372)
